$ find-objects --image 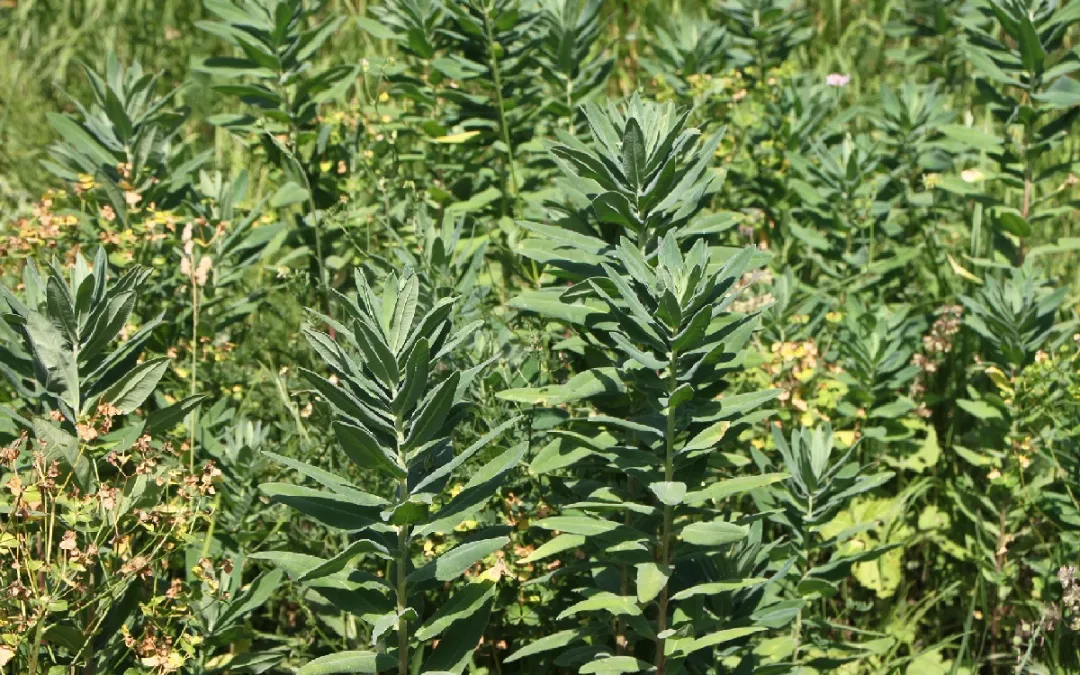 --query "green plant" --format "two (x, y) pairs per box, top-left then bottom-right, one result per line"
(198, 0), (354, 311)
(0, 250), (217, 674)
(43, 53), (205, 228)
(957, 0), (1080, 260)
(255, 268), (521, 673)
(759, 423), (895, 666)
